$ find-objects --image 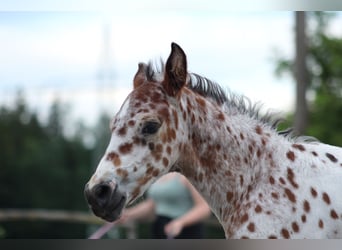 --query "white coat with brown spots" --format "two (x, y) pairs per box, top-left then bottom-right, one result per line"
(84, 43), (342, 239)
